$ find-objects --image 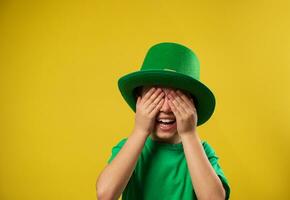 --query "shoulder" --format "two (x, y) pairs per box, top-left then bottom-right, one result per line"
(107, 137), (128, 164)
(112, 137), (128, 149)
(201, 140), (219, 159)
